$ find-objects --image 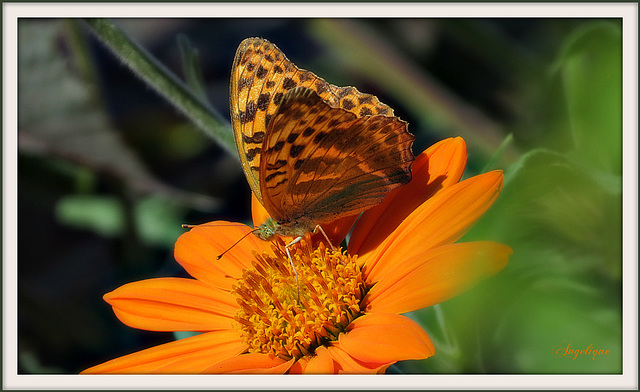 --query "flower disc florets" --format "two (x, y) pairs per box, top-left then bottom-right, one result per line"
(232, 235), (365, 360)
